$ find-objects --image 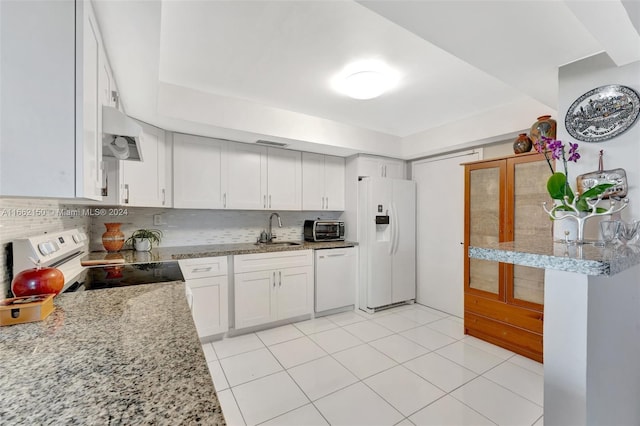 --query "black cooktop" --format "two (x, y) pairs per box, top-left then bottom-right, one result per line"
(67, 262), (184, 292)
